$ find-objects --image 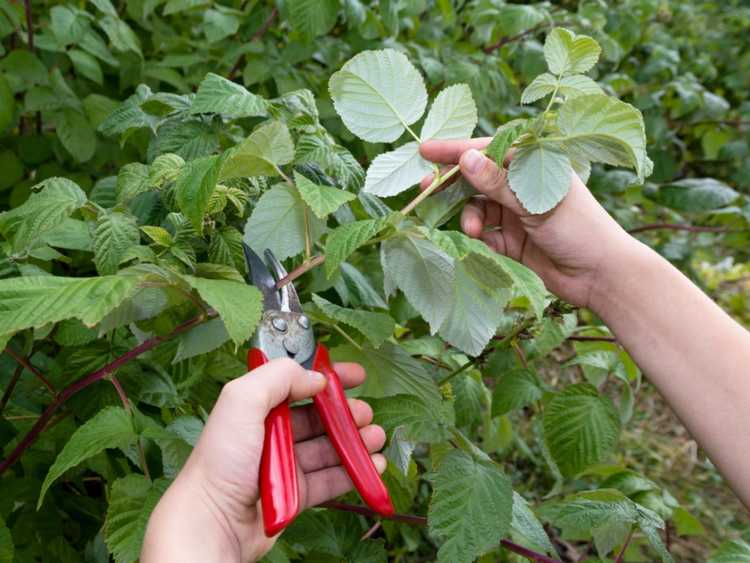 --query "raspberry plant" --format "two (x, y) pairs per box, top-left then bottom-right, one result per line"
(1, 1), (749, 562)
